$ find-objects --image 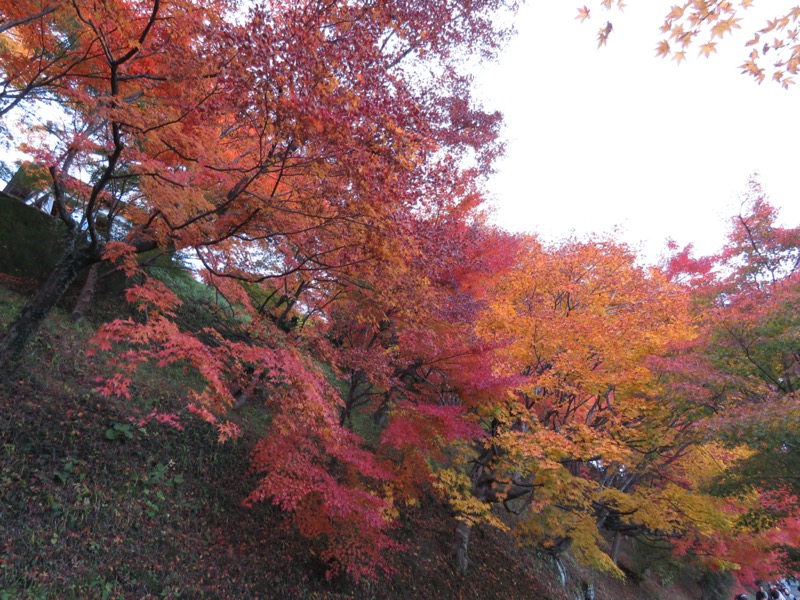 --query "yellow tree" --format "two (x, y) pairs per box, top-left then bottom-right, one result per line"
(450, 235), (723, 574)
